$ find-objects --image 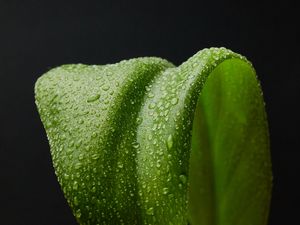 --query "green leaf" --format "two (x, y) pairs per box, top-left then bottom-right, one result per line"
(35, 47), (272, 225)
